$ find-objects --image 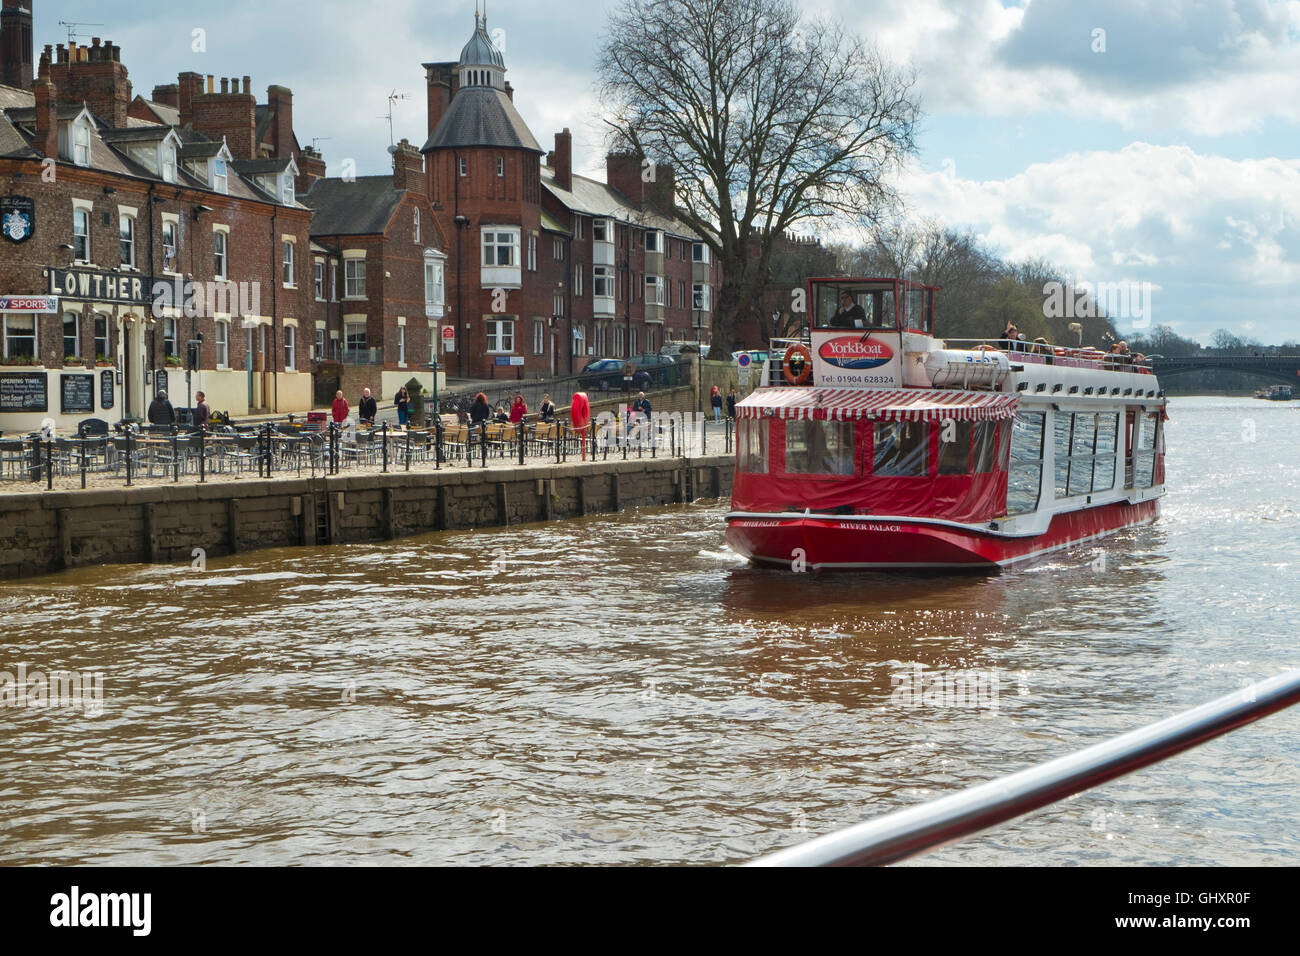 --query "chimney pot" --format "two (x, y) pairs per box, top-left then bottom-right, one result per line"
(220, 77), (229, 93)
(242, 76), (250, 94)
(207, 74), (214, 93)
(92, 37), (101, 47)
